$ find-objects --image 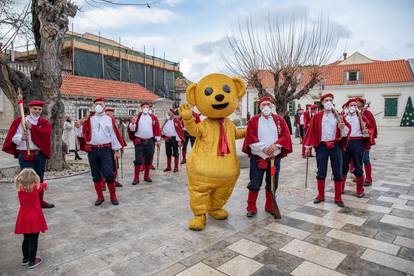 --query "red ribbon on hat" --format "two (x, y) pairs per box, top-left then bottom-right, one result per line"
(17, 100), (24, 104)
(216, 118), (230, 156)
